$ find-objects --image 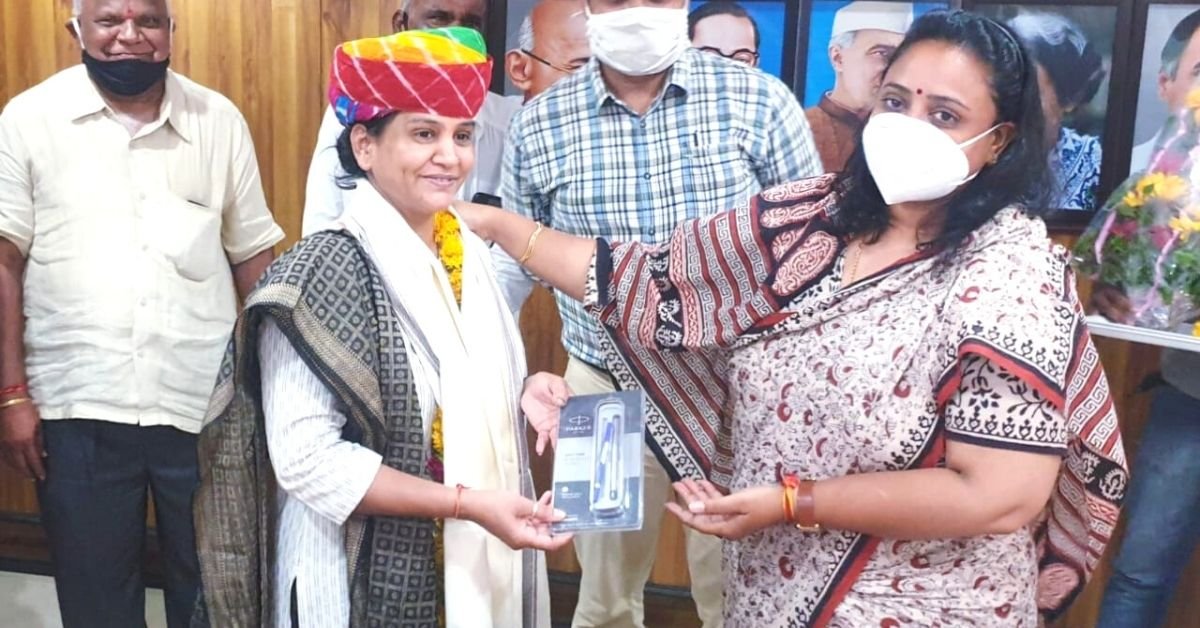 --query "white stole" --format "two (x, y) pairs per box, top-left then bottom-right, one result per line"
(337, 182), (548, 627)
